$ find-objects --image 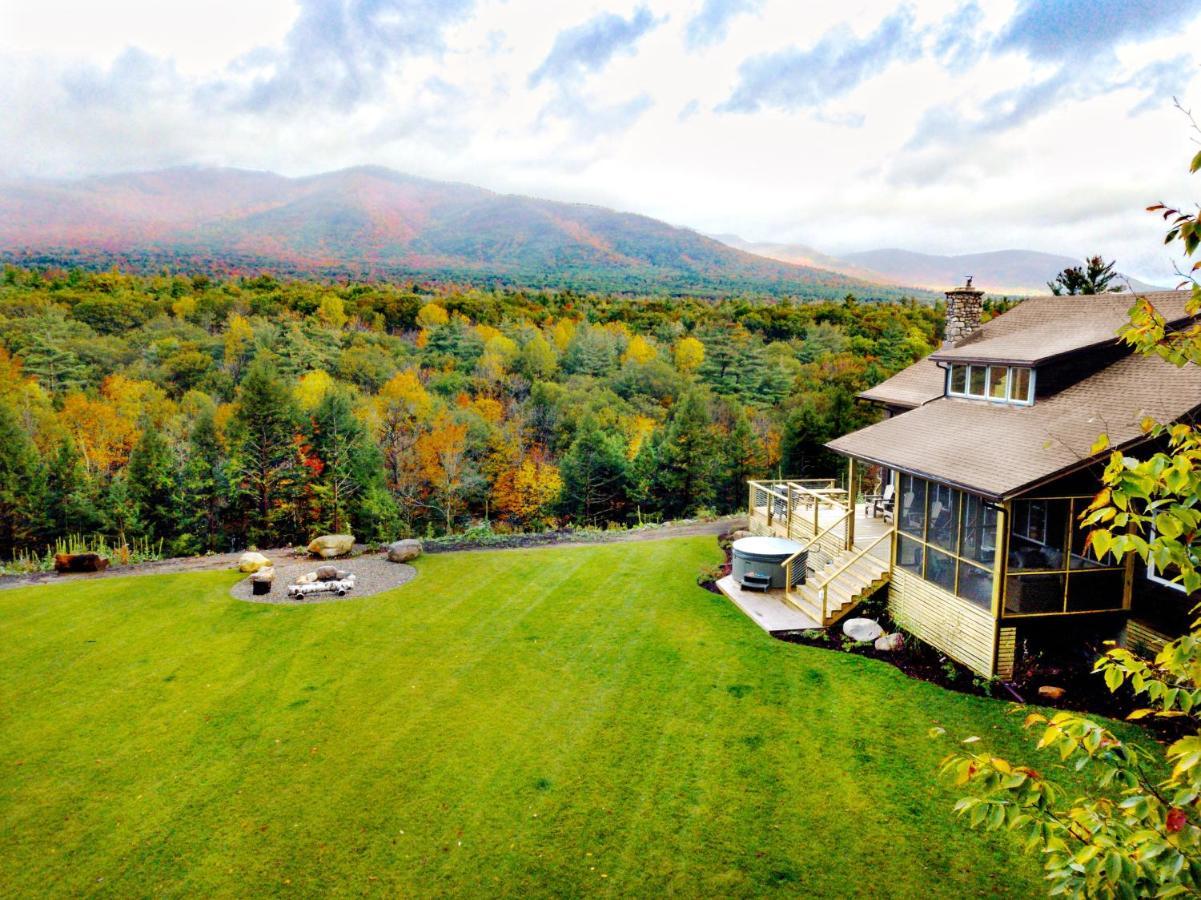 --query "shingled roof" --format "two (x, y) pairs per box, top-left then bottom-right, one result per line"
(858, 357), (945, 409)
(831, 343), (1201, 500)
(930, 291), (1194, 366)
